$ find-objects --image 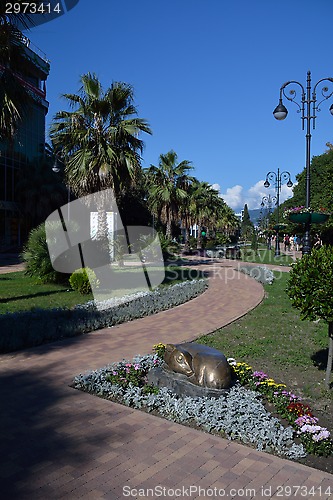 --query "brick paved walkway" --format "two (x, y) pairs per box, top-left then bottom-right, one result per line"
(0, 258), (332, 499)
